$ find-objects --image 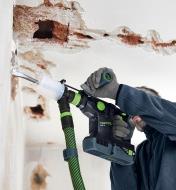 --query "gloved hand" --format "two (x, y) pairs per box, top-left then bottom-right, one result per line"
(81, 67), (119, 100)
(113, 115), (135, 141)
